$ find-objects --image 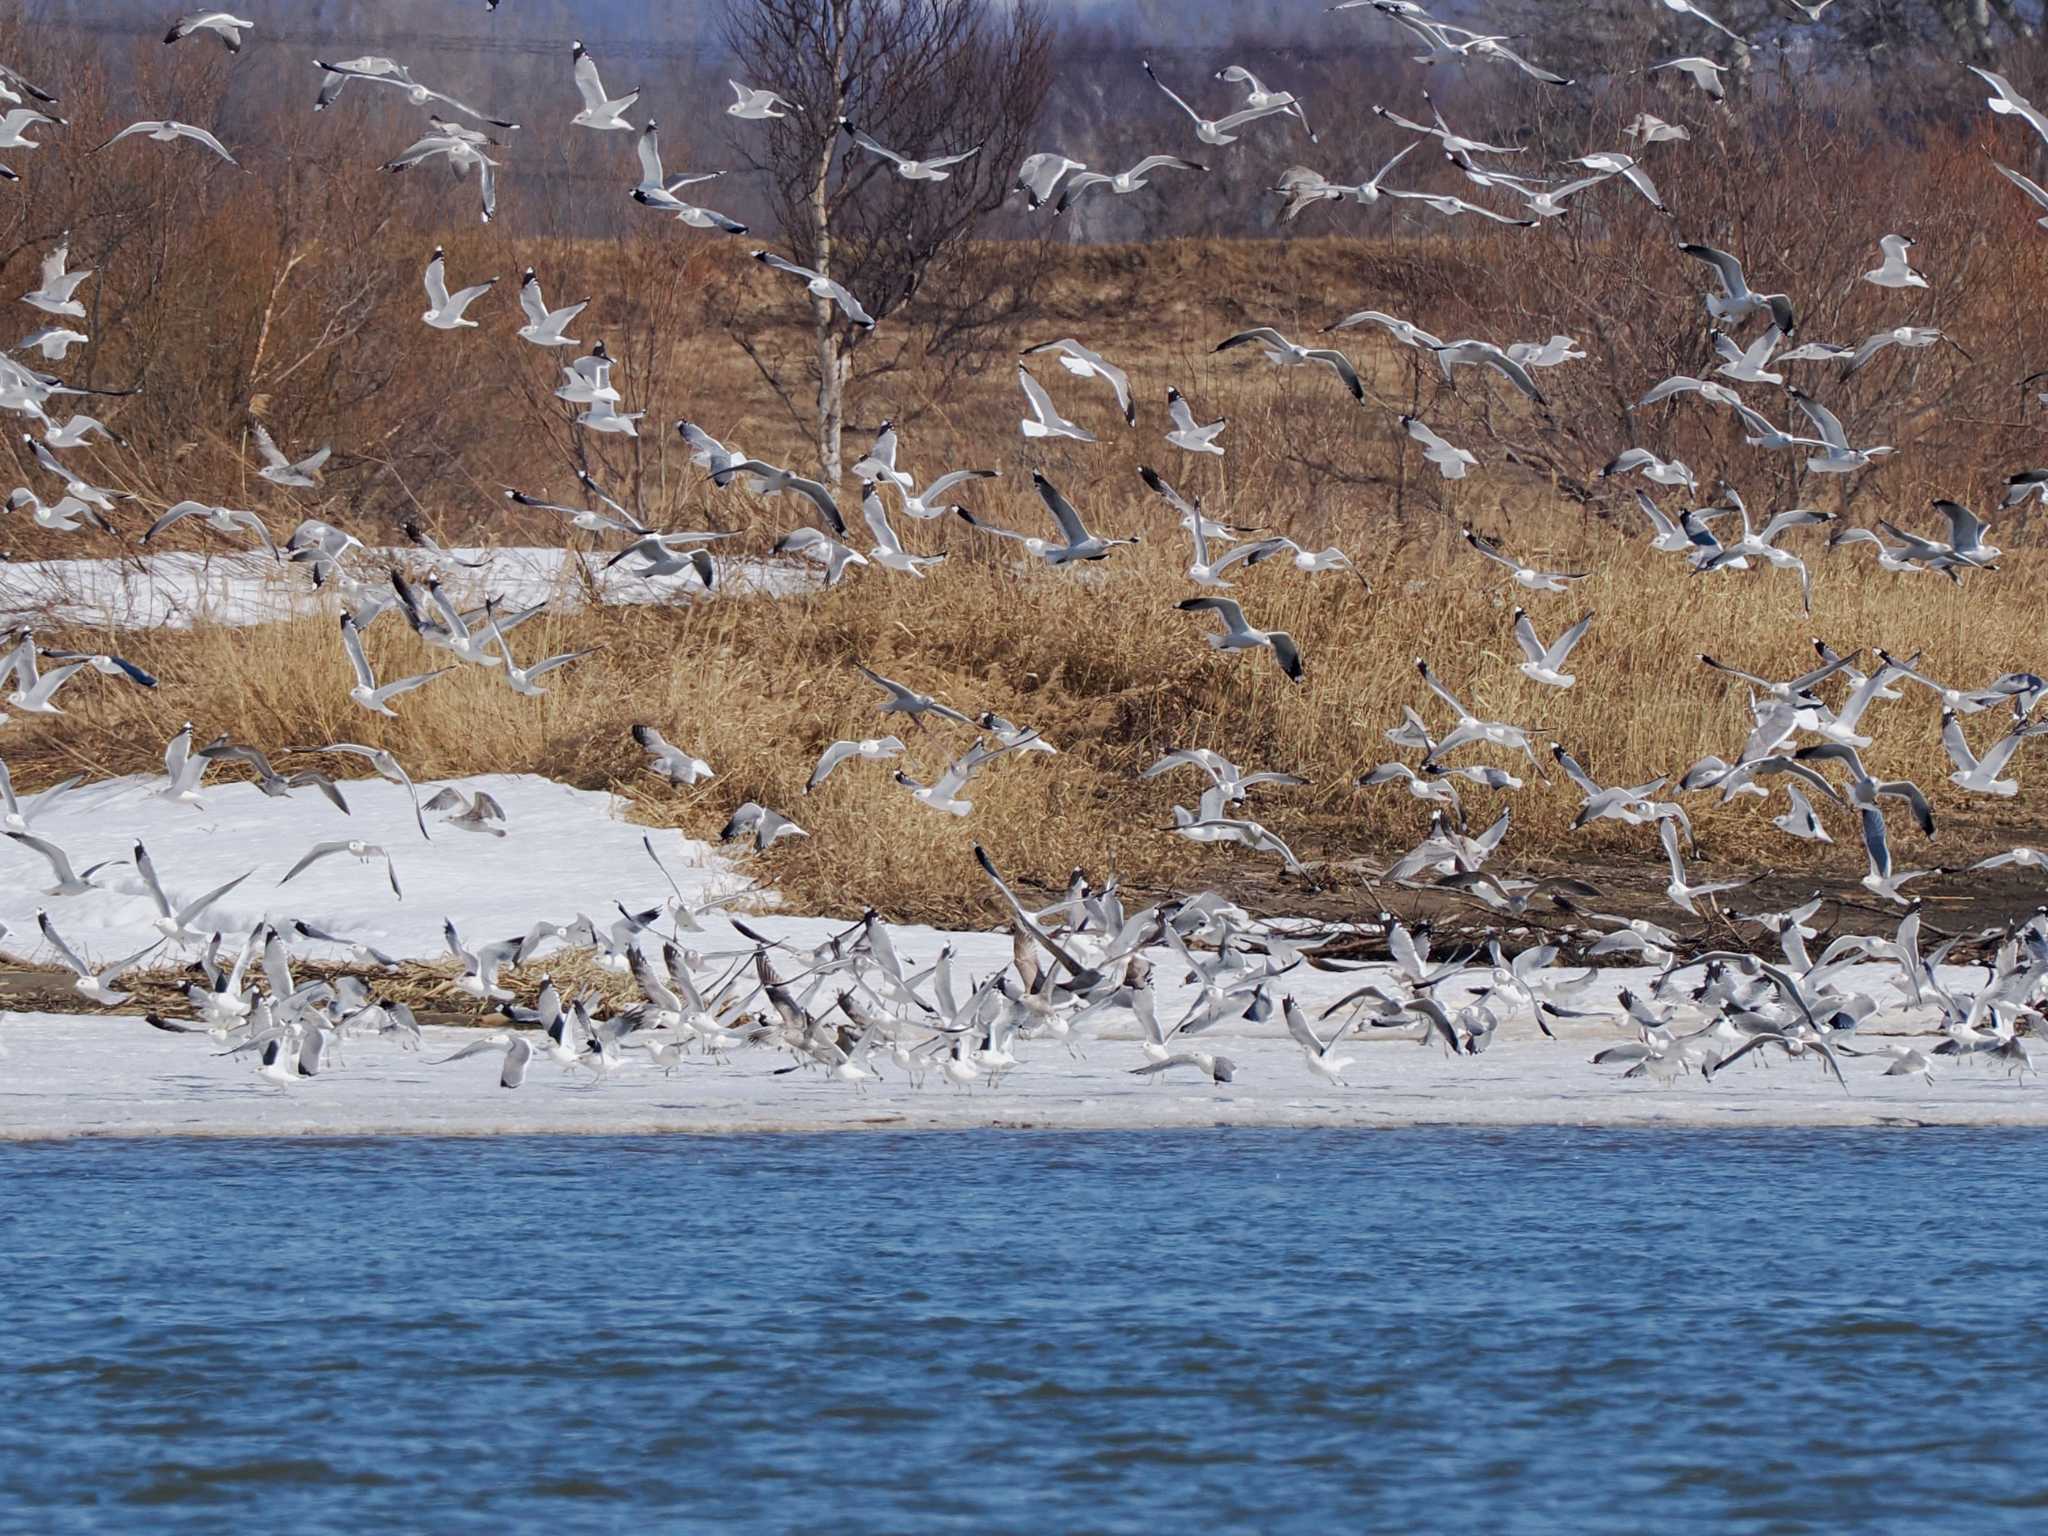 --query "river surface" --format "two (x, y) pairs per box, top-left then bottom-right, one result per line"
(5, 1128), (2044, 1532)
